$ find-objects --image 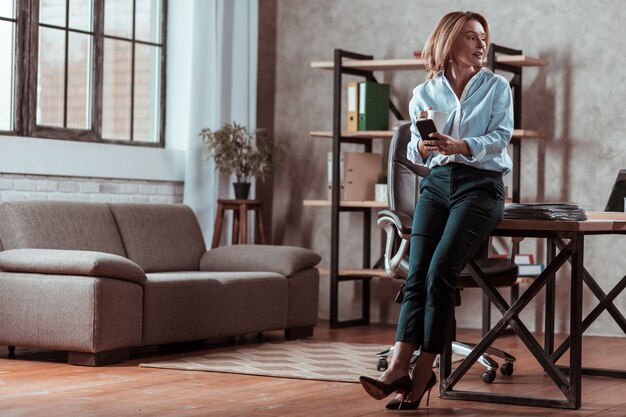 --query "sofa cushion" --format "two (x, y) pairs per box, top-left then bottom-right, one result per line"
(108, 204), (206, 273)
(0, 201), (126, 256)
(0, 249), (146, 284)
(142, 271), (288, 345)
(200, 245), (322, 277)
(0, 272), (142, 352)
